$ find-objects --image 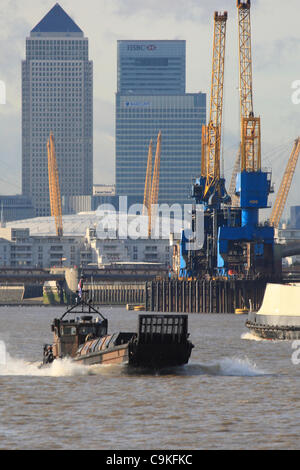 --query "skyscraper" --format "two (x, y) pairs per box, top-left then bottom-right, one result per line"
(115, 40), (206, 207)
(22, 3), (93, 217)
(117, 40), (186, 95)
